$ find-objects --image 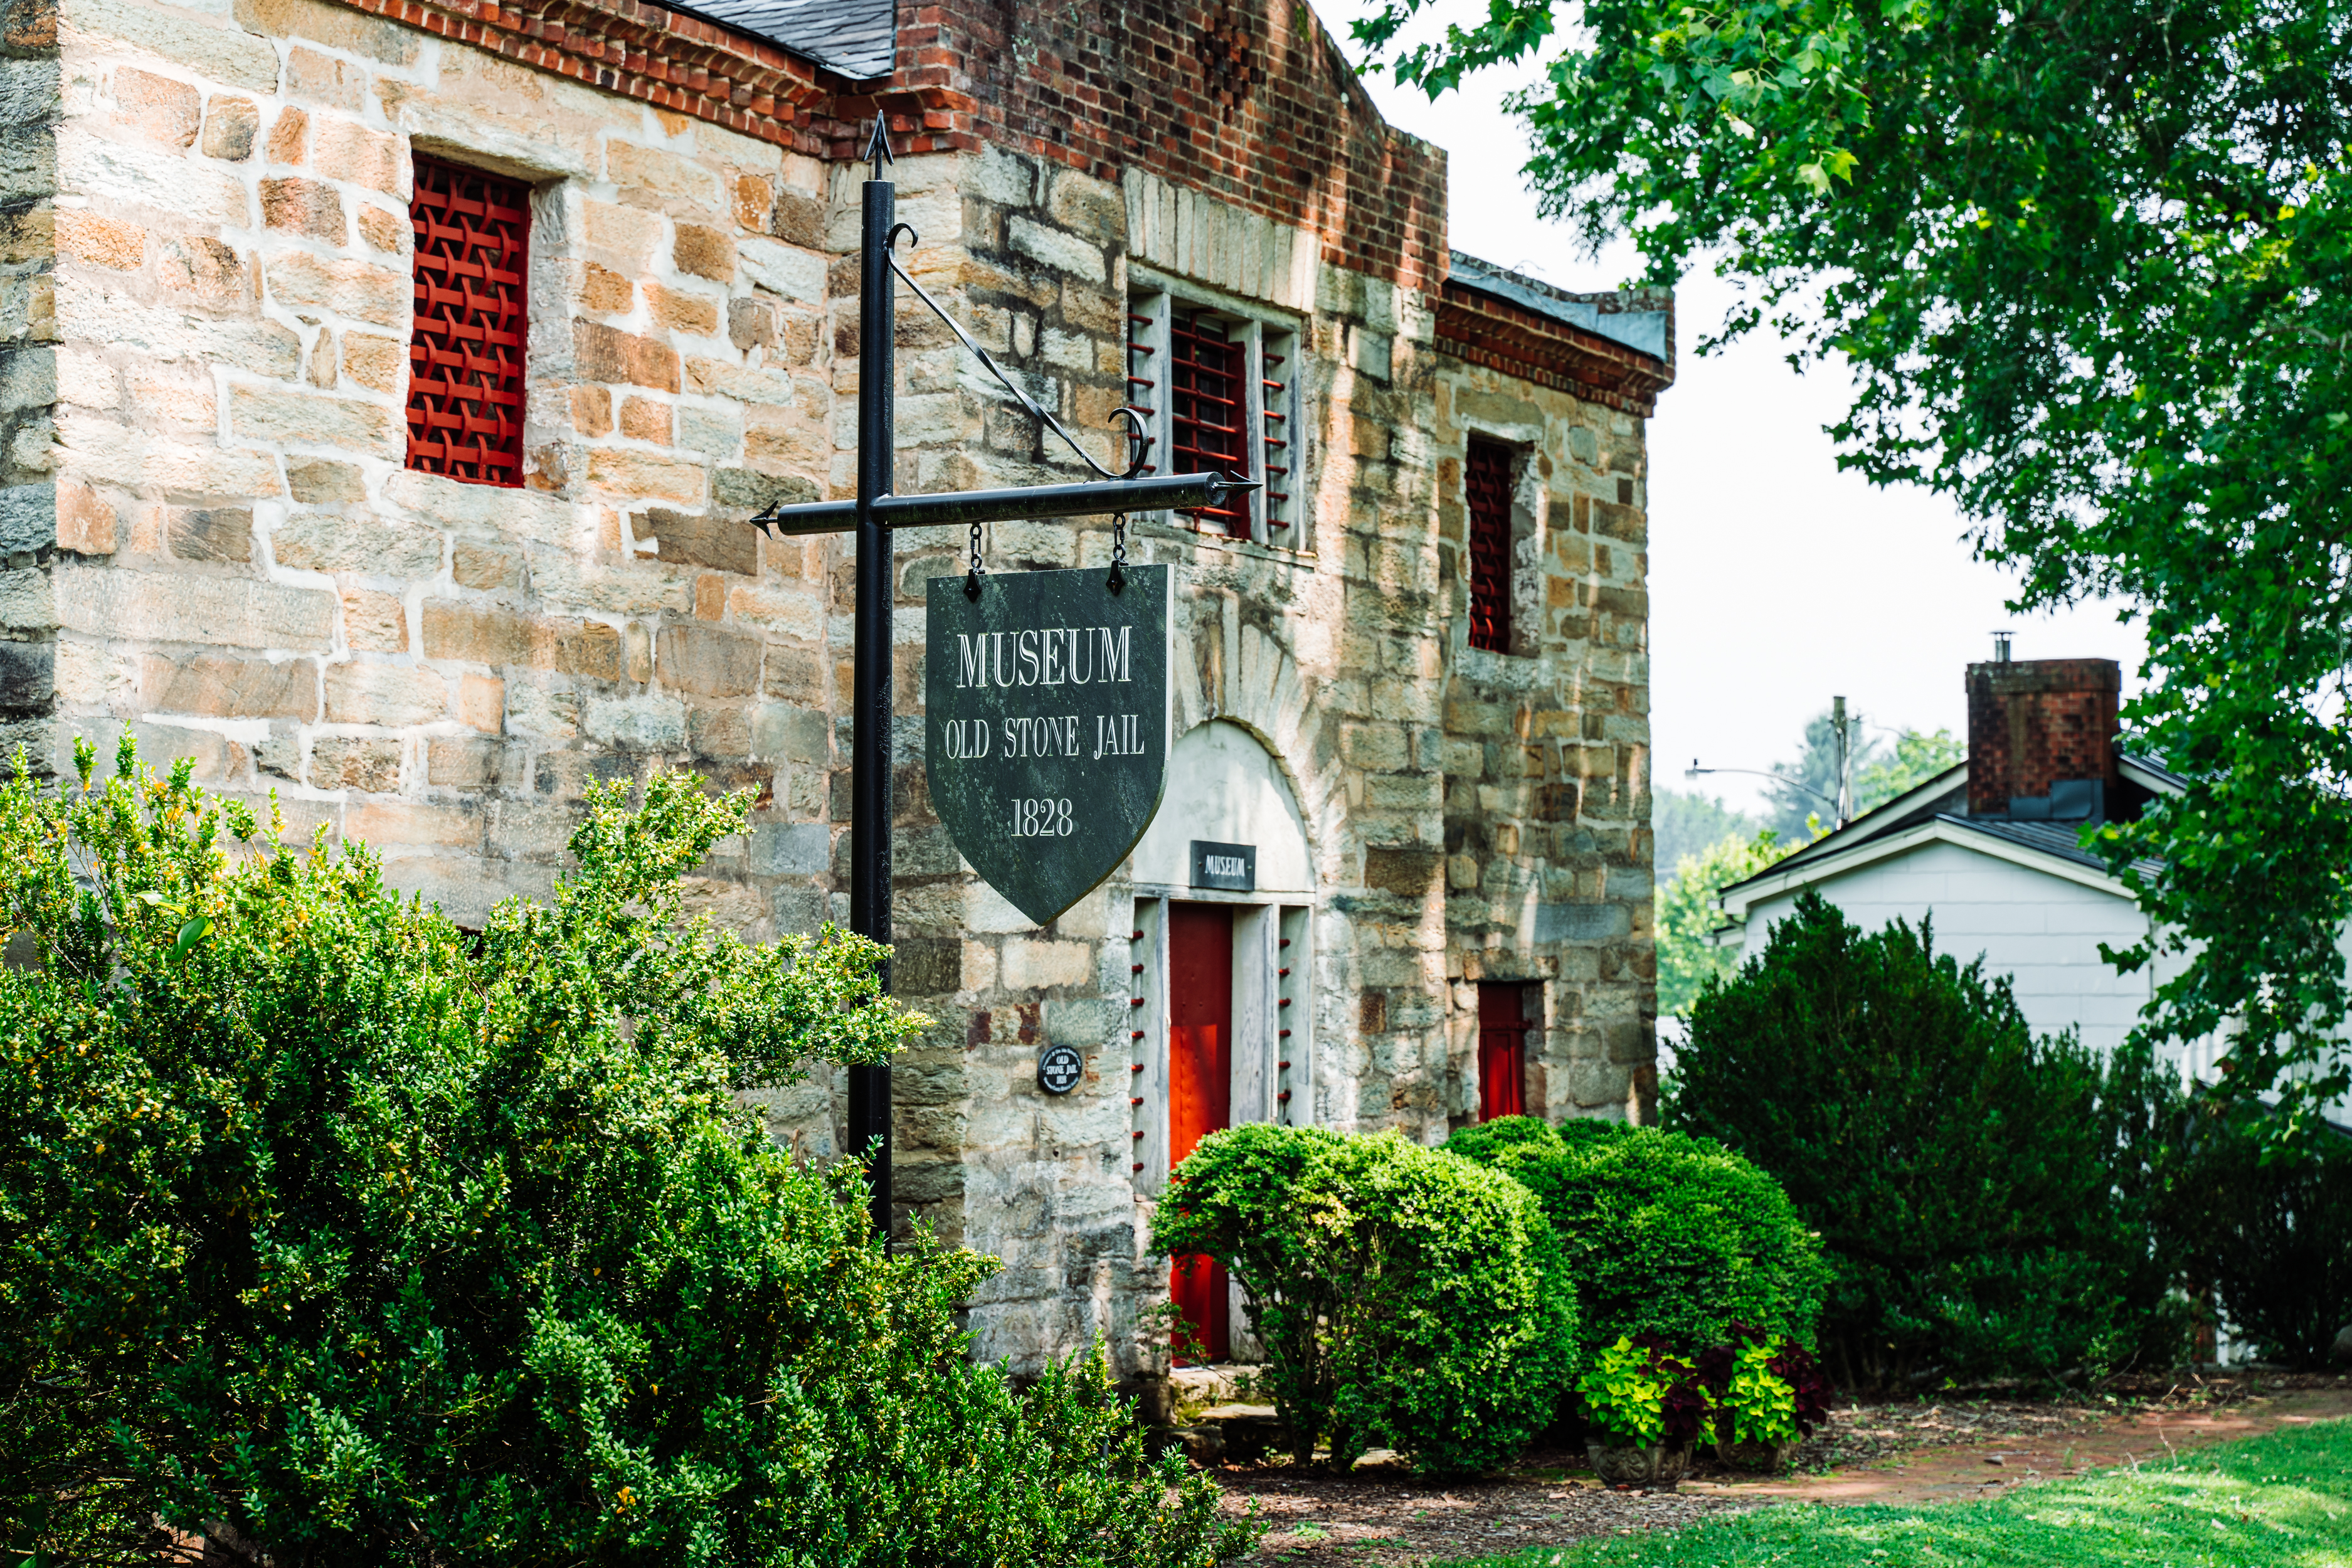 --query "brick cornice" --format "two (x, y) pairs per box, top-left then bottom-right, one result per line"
(335, 0), (977, 158)
(1433, 283), (1673, 418)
